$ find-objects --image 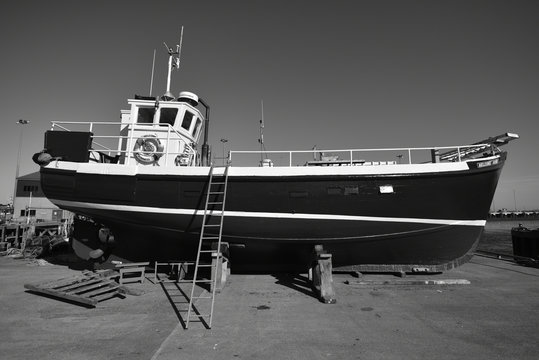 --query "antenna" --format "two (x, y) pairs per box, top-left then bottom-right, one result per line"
(258, 100), (267, 162)
(149, 49), (156, 96)
(177, 26), (184, 69)
(163, 26), (184, 100)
